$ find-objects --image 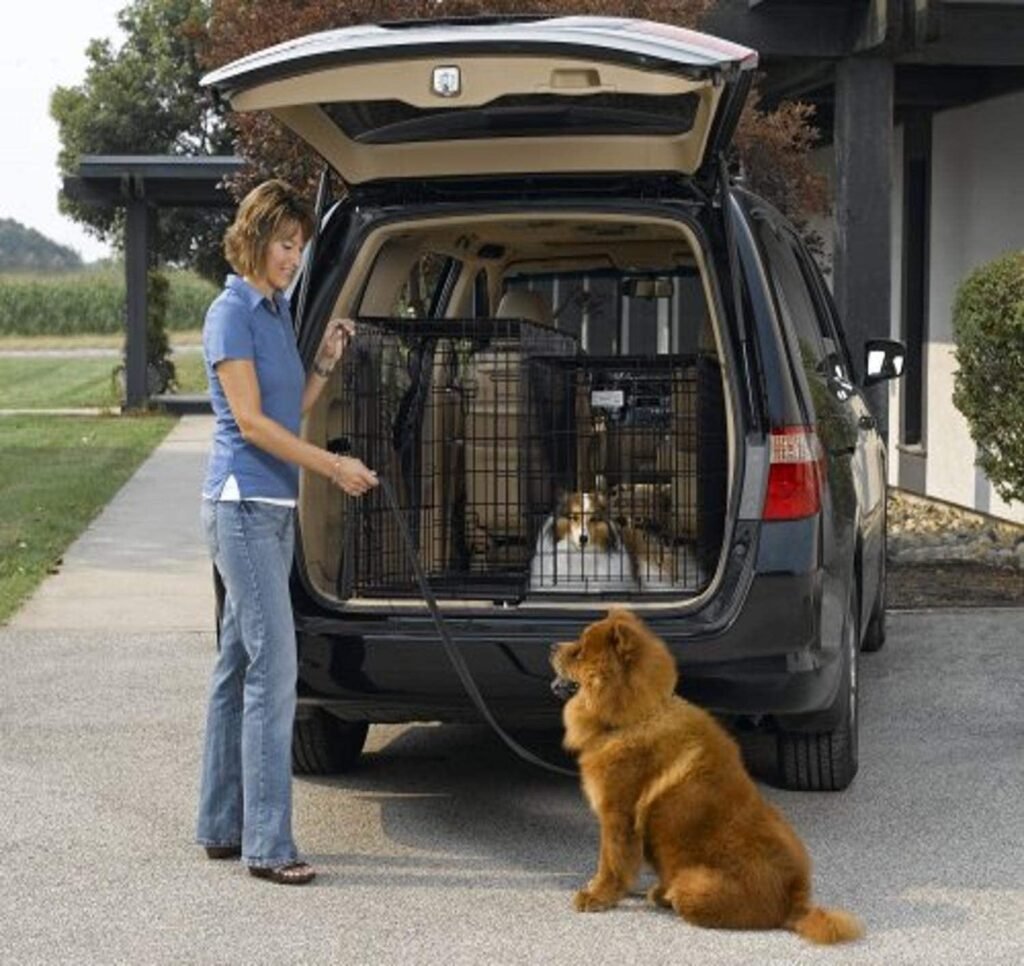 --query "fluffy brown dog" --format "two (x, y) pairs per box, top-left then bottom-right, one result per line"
(550, 609), (862, 945)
